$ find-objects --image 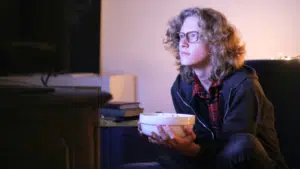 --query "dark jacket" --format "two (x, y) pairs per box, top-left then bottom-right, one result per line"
(163, 65), (288, 169)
